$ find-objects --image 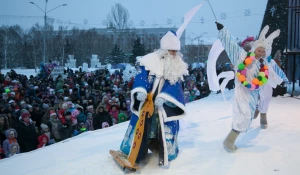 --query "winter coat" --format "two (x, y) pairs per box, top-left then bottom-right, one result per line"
(16, 120), (38, 153)
(31, 110), (43, 130)
(110, 110), (119, 123)
(77, 113), (87, 124)
(56, 80), (64, 91)
(47, 118), (62, 141)
(2, 129), (19, 156)
(58, 119), (73, 141)
(37, 134), (49, 149)
(85, 119), (94, 131)
(93, 111), (113, 129)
